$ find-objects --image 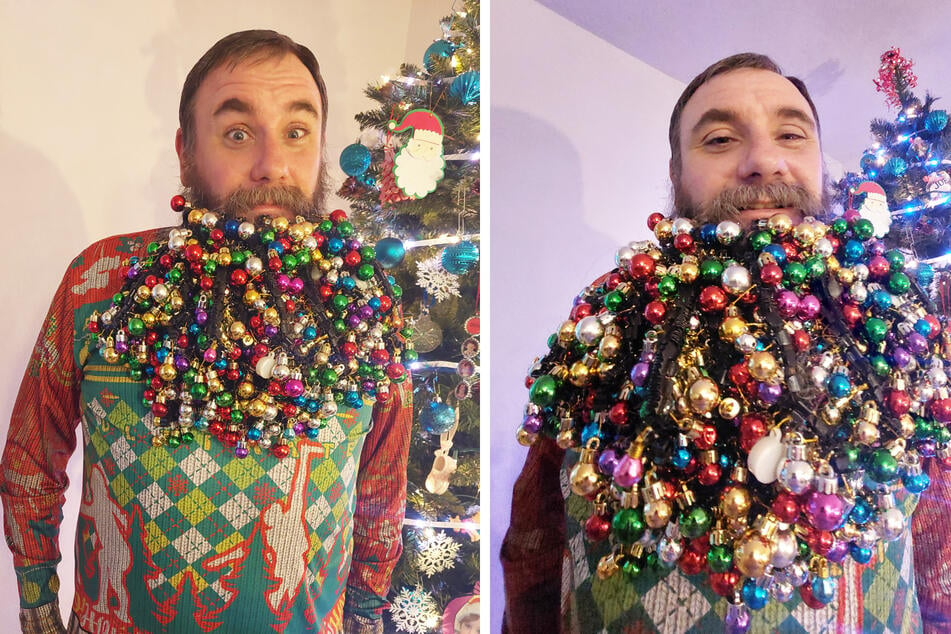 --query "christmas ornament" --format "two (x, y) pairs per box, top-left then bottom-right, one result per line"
(520, 211), (951, 628)
(423, 39), (454, 72)
(441, 588), (480, 634)
(441, 240), (479, 275)
(390, 587), (440, 633)
(380, 139), (412, 206)
(388, 109), (446, 199)
(90, 198), (408, 459)
(414, 530), (460, 576)
(420, 399), (456, 434)
(449, 70), (480, 105)
(425, 422), (458, 495)
(339, 142), (371, 177)
(925, 110), (948, 133)
(850, 180), (891, 238)
(874, 47), (917, 109)
(410, 312), (444, 354)
(416, 255), (461, 302)
(375, 237), (407, 269)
